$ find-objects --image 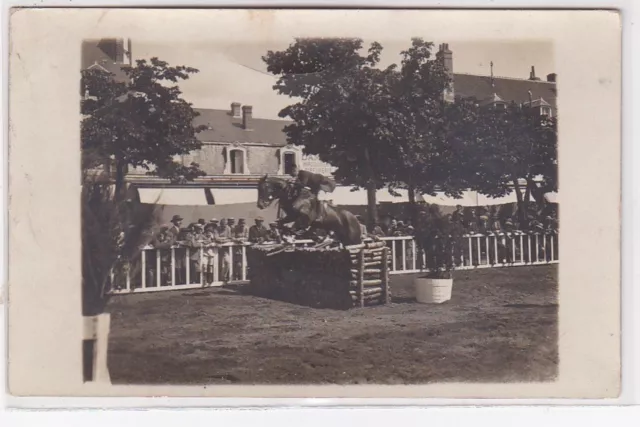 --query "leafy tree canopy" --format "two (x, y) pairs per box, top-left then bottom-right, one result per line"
(463, 102), (558, 207)
(81, 57), (207, 187)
